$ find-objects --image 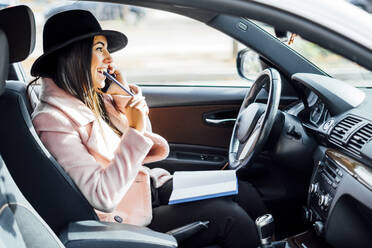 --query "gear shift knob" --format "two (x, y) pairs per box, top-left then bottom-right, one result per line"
(255, 214), (274, 246)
